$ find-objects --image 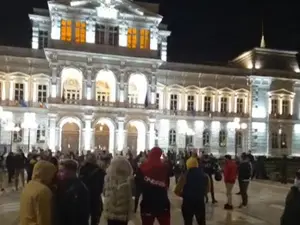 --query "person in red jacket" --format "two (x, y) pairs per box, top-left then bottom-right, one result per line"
(223, 155), (237, 210)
